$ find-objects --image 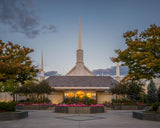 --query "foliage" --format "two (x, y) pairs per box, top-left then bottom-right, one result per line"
(151, 102), (160, 112)
(0, 40), (38, 83)
(62, 96), (97, 105)
(17, 80), (53, 103)
(1, 79), (19, 101)
(17, 80), (37, 96)
(0, 102), (16, 112)
(140, 92), (148, 104)
(110, 82), (128, 95)
(110, 81), (144, 102)
(111, 24), (160, 80)
(111, 98), (134, 105)
(127, 81), (144, 101)
(157, 86), (160, 102)
(147, 80), (158, 104)
(35, 80), (53, 96)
